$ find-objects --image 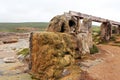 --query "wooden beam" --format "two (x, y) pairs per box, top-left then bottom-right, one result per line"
(69, 11), (120, 25)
